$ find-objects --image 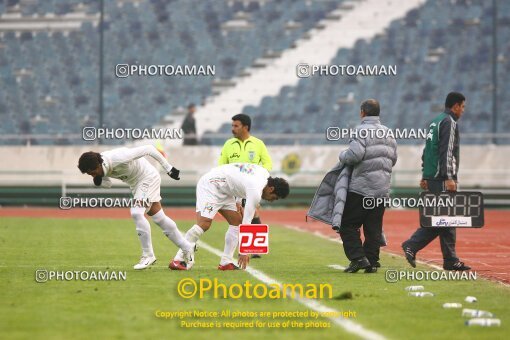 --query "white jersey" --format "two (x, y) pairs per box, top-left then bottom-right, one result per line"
(99, 145), (173, 188)
(205, 163), (269, 224)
